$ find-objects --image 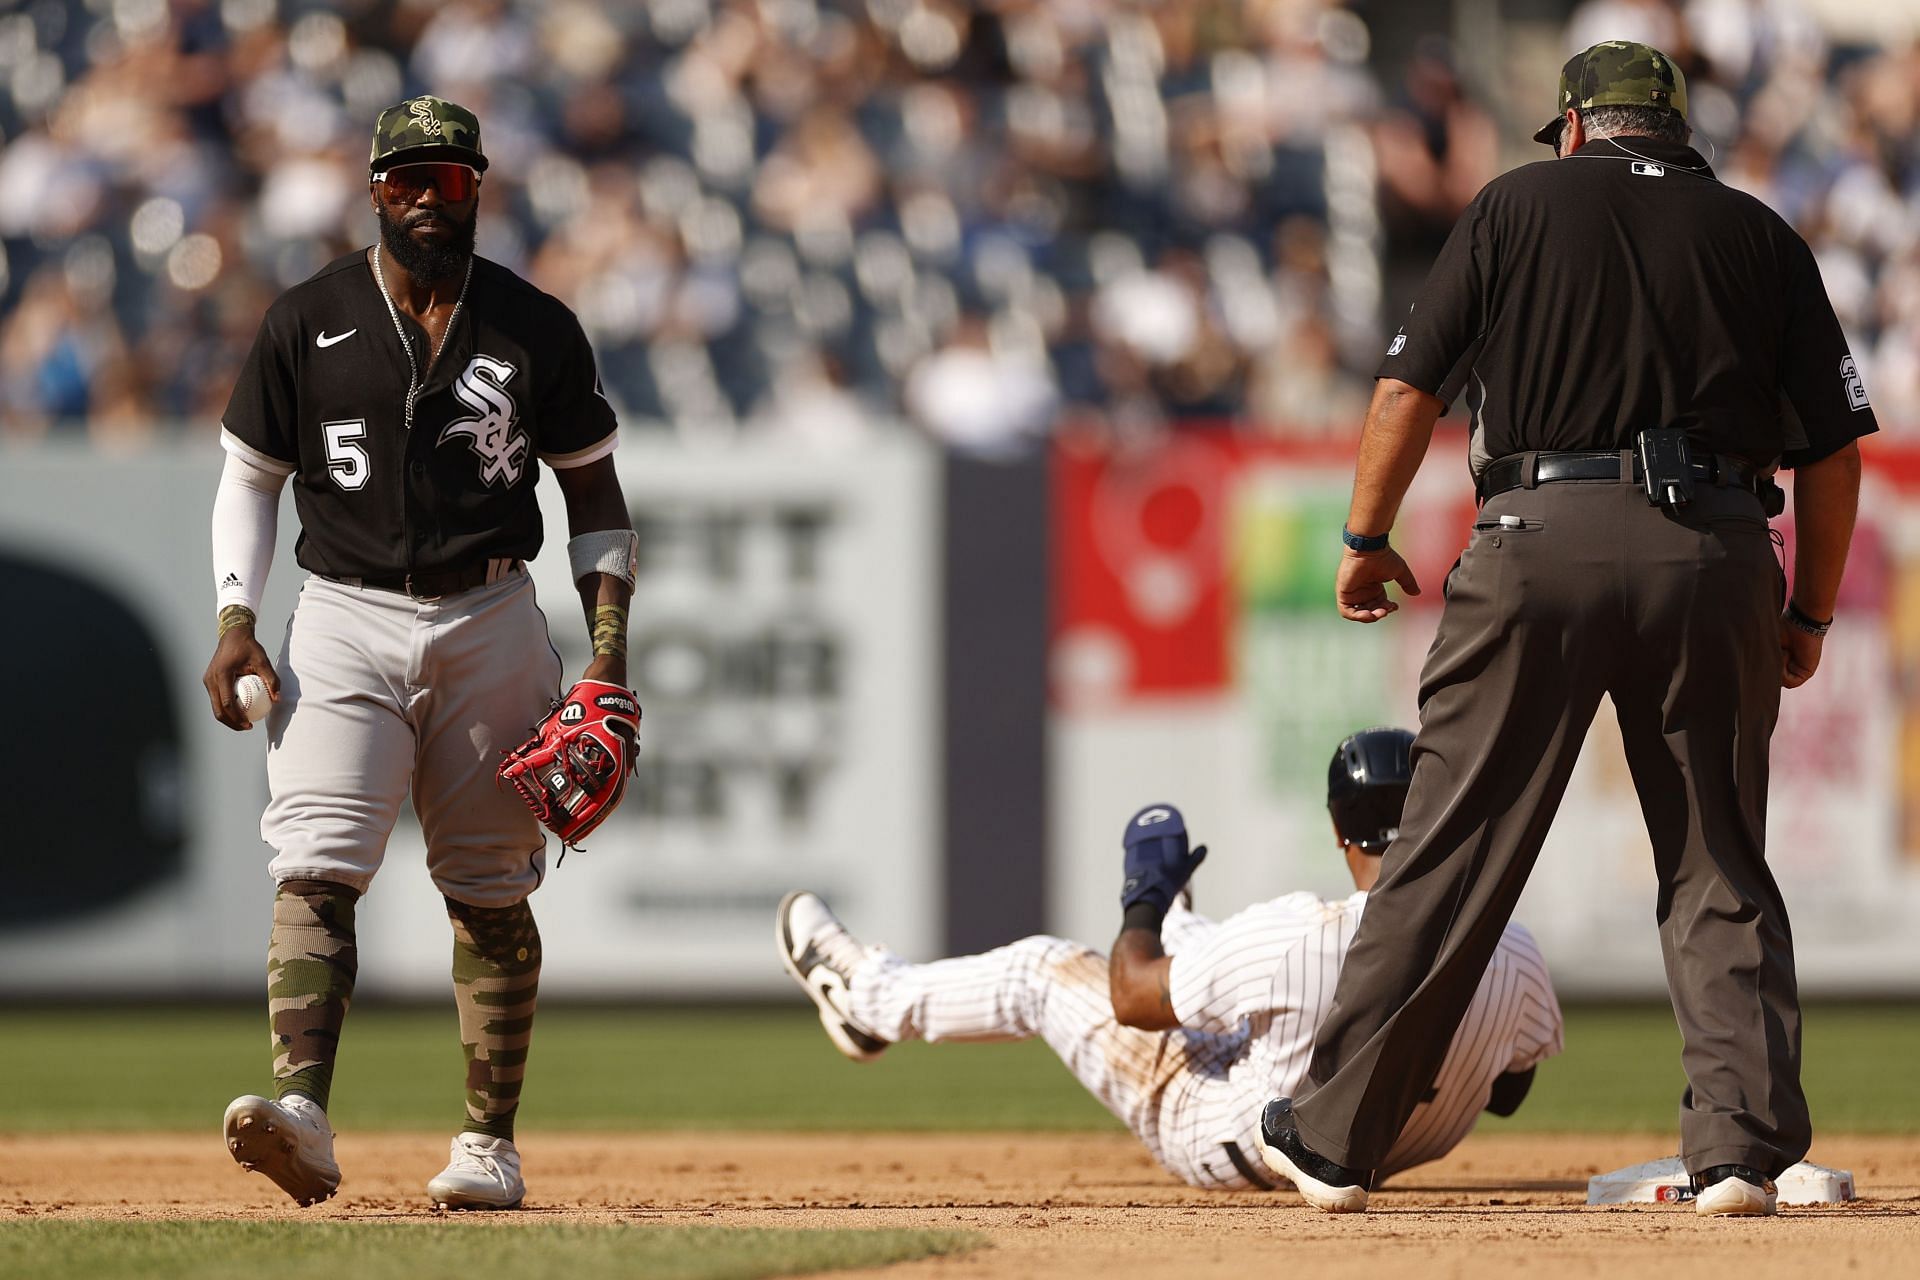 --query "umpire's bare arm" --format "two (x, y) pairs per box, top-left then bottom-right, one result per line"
(1335, 379), (1442, 623)
(1780, 441), (1861, 689)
